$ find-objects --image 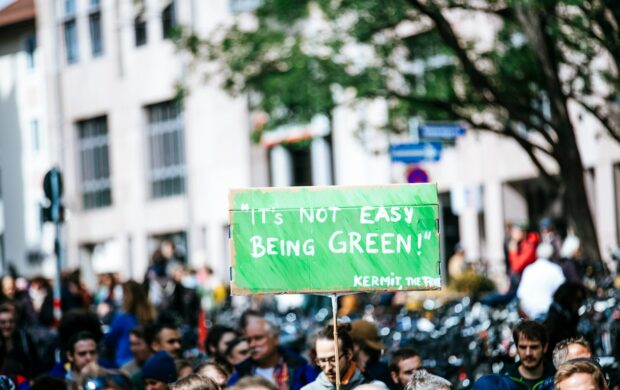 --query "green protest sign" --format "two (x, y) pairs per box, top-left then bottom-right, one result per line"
(229, 184), (440, 295)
